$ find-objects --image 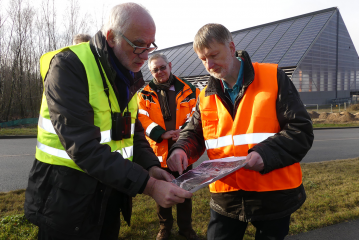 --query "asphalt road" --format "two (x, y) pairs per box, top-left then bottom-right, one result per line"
(1, 128), (359, 192)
